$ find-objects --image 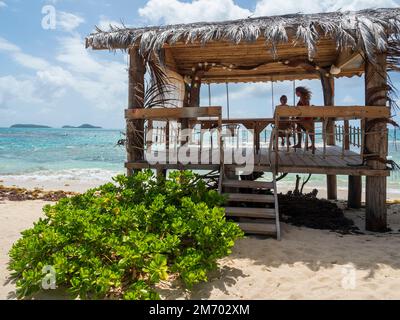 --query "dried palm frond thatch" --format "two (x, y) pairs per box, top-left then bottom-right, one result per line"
(86, 8), (400, 69)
